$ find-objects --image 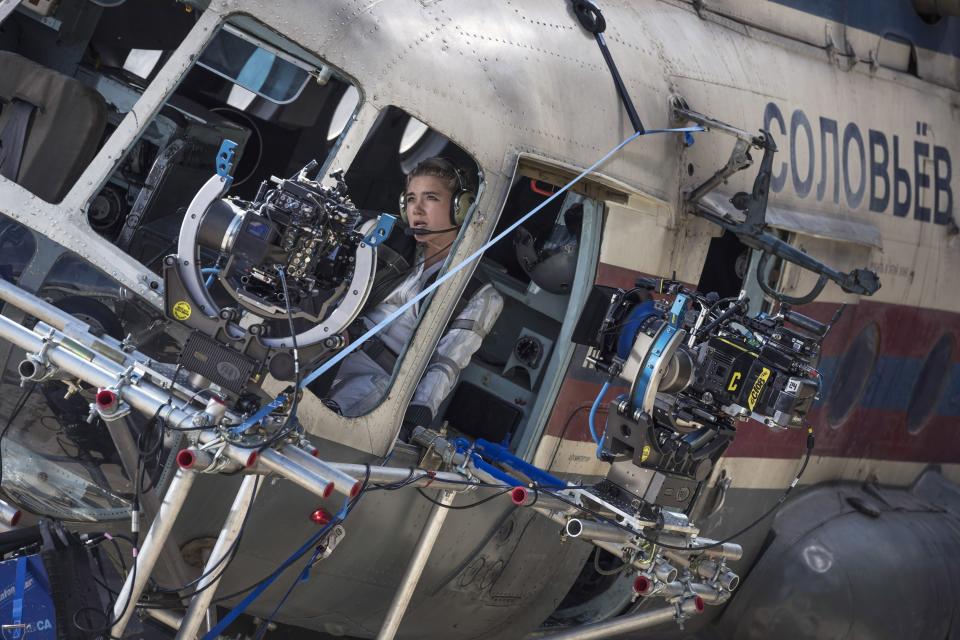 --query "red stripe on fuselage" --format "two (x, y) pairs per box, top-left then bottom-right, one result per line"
(800, 300), (960, 360)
